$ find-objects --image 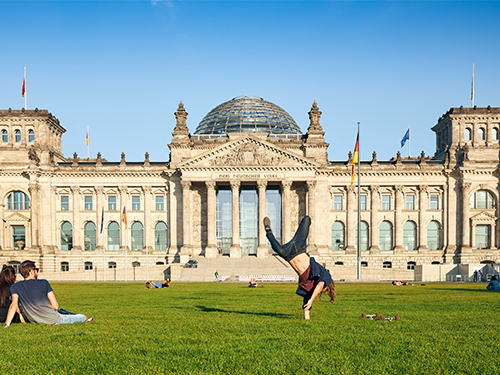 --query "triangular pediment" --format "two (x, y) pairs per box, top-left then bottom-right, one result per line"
(179, 135), (318, 170)
(5, 212), (30, 223)
(470, 211), (496, 224)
